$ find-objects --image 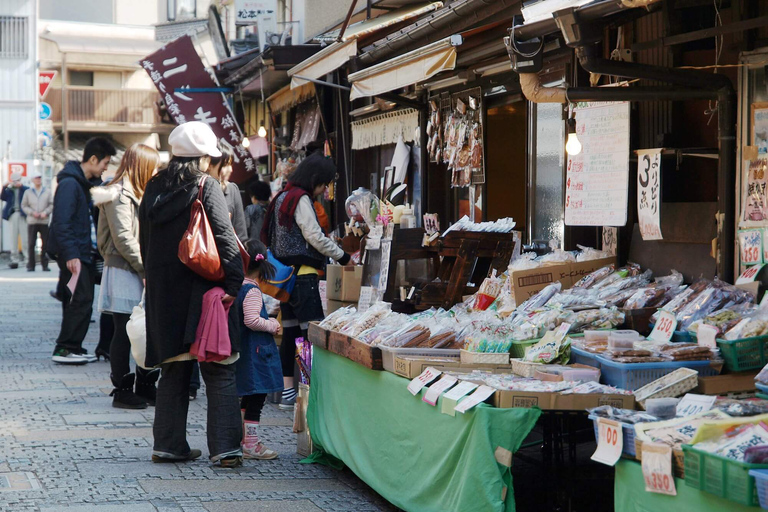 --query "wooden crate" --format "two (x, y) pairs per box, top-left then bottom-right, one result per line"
(308, 322), (328, 349)
(327, 331), (383, 370)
